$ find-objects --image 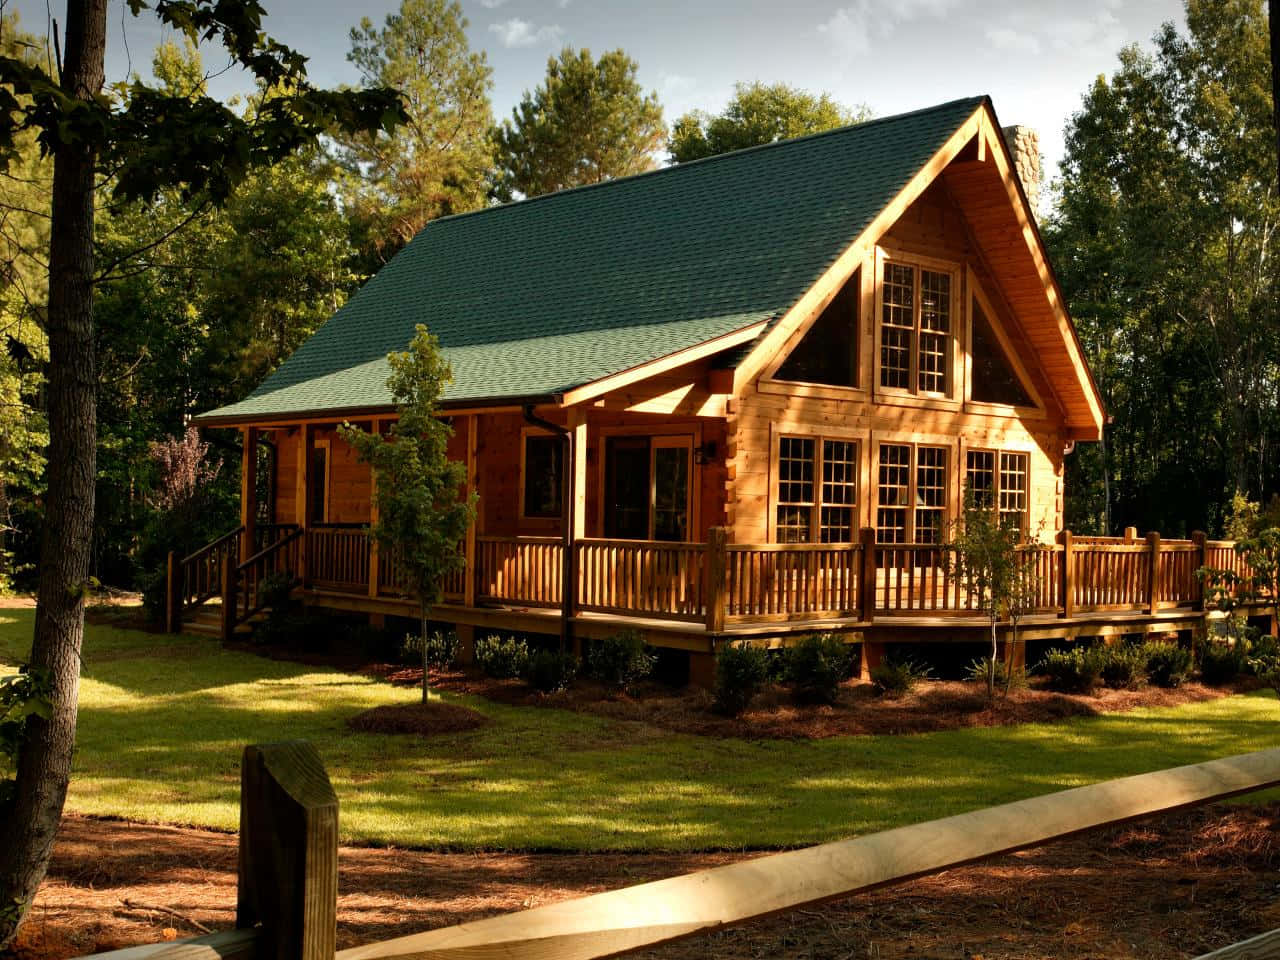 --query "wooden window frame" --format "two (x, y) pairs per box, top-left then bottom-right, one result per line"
(964, 446), (1031, 535)
(650, 434), (695, 542)
(873, 440), (952, 544)
(873, 247), (962, 407)
(519, 427), (564, 523)
(771, 432), (862, 544)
